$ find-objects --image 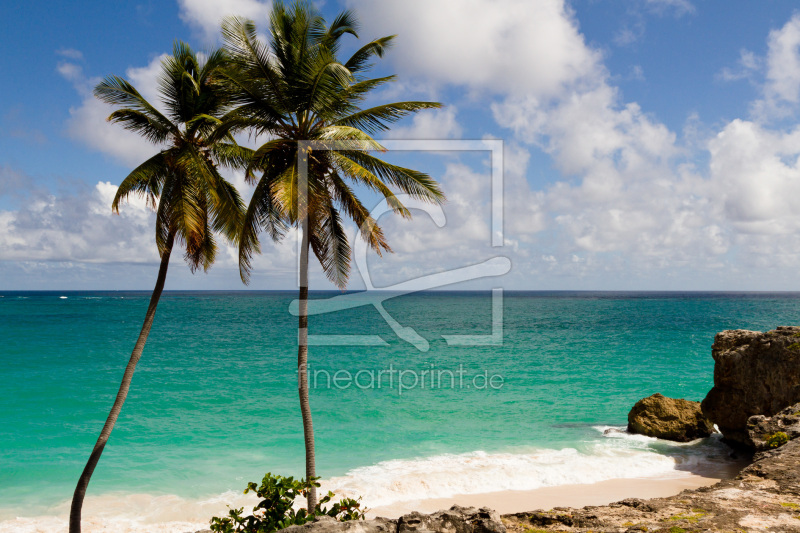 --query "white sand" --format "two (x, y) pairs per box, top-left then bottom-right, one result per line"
(367, 472), (731, 518)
